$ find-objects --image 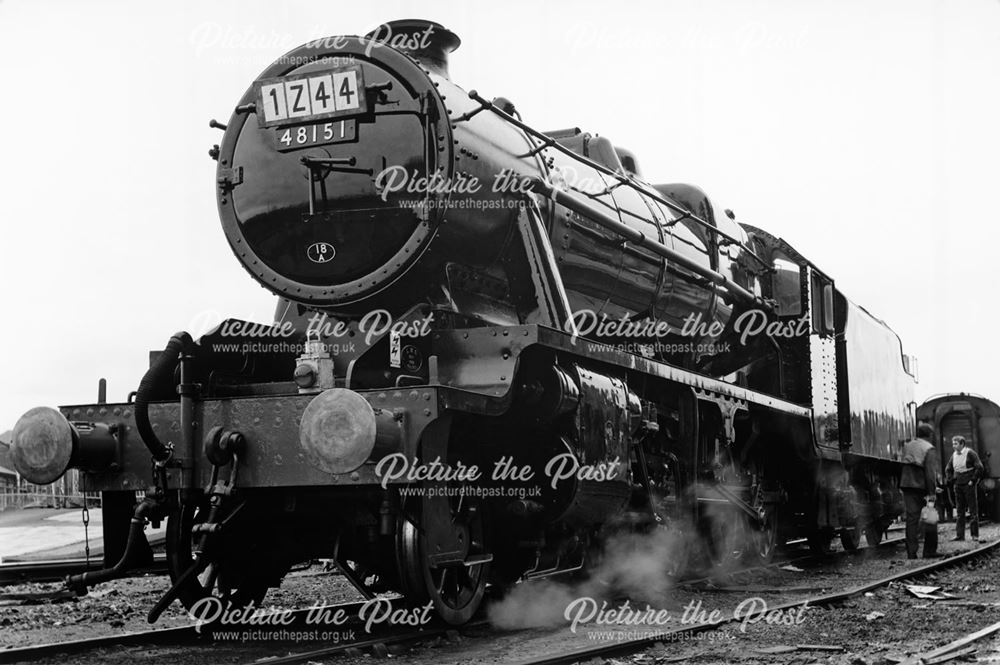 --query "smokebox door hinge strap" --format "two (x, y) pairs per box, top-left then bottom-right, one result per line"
(217, 166), (244, 192)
